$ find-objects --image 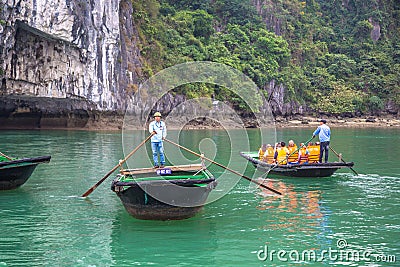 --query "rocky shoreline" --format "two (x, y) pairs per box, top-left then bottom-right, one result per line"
(87, 115), (400, 130)
(2, 113), (399, 131)
(0, 95), (398, 130)
(274, 116), (400, 128)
